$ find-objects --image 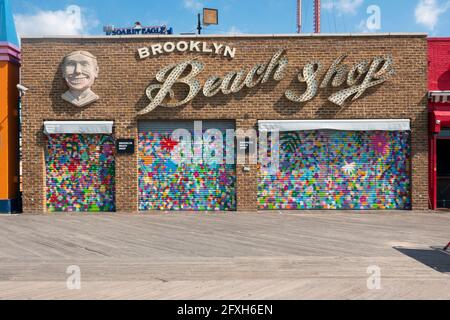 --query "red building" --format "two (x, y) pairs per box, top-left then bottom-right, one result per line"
(429, 38), (450, 209)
